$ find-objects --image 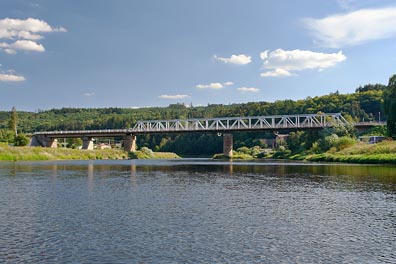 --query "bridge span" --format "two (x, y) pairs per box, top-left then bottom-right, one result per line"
(29, 113), (384, 156)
